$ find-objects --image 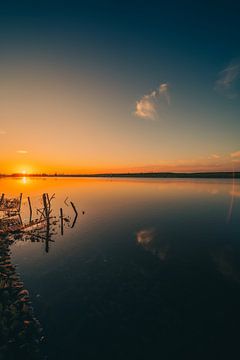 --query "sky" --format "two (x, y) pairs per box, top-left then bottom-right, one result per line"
(0, 0), (240, 174)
